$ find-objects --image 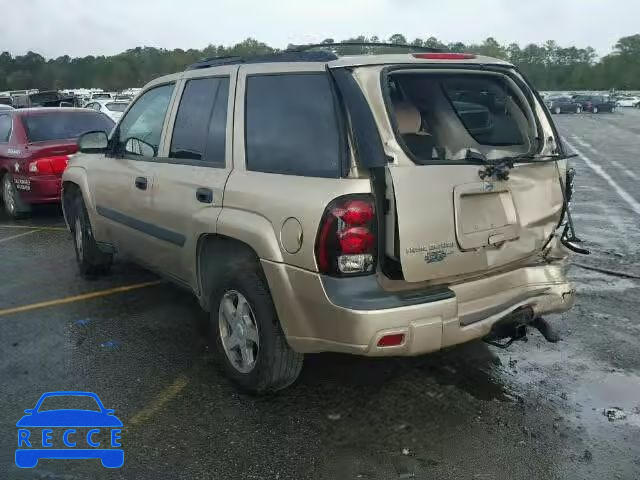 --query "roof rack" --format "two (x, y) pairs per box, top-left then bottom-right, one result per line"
(287, 42), (445, 53)
(186, 51), (338, 70)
